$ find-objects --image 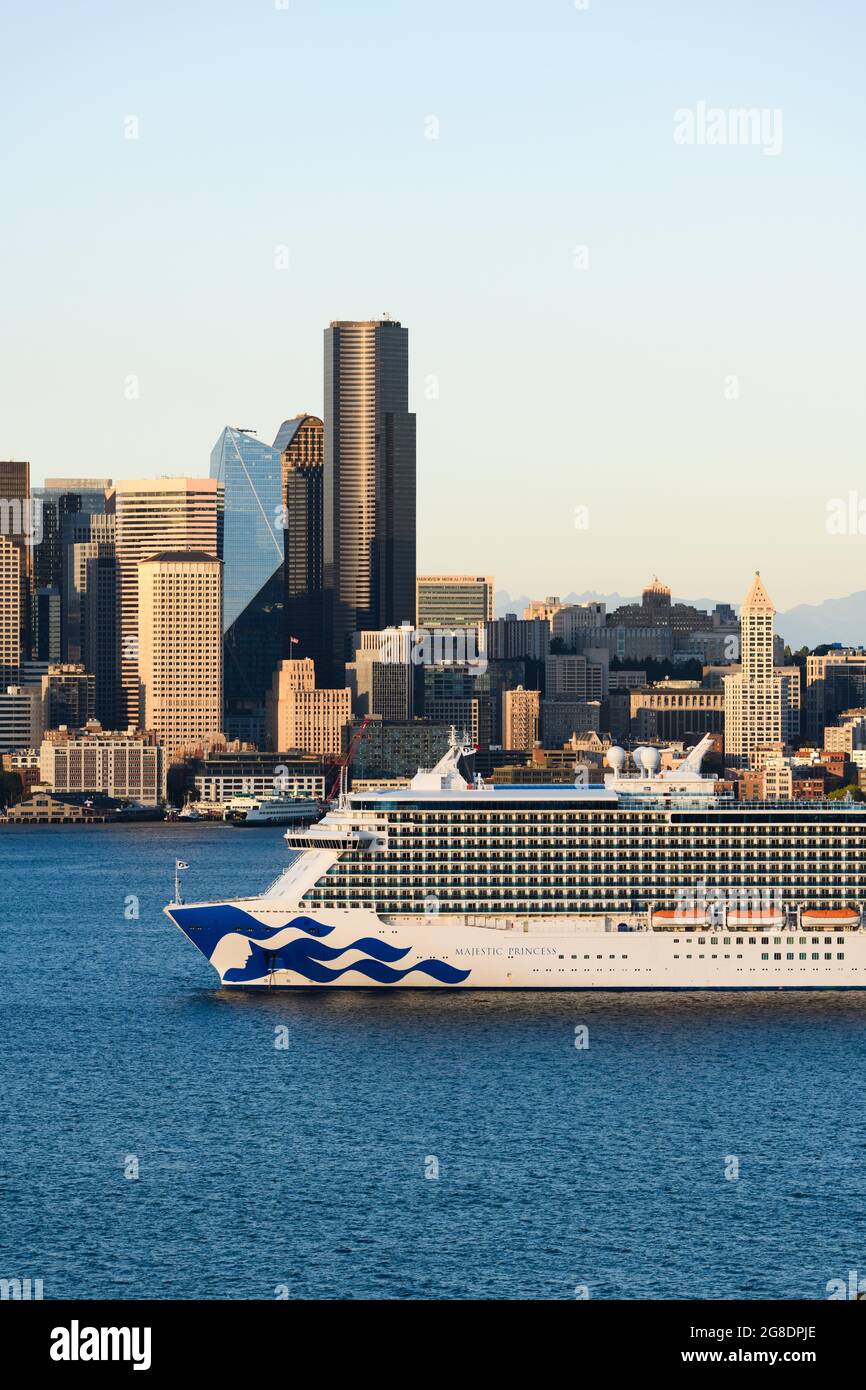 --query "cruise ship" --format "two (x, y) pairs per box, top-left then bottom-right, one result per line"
(165, 733), (866, 989)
